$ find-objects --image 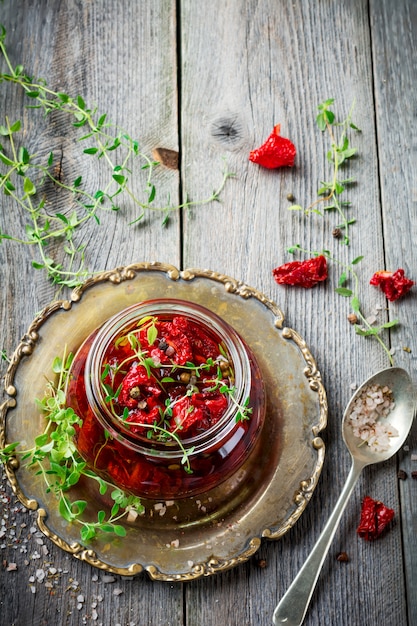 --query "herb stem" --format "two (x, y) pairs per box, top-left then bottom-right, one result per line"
(288, 244), (395, 365)
(289, 99), (359, 246)
(0, 25), (233, 286)
(329, 254), (394, 365)
(0, 346), (144, 542)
